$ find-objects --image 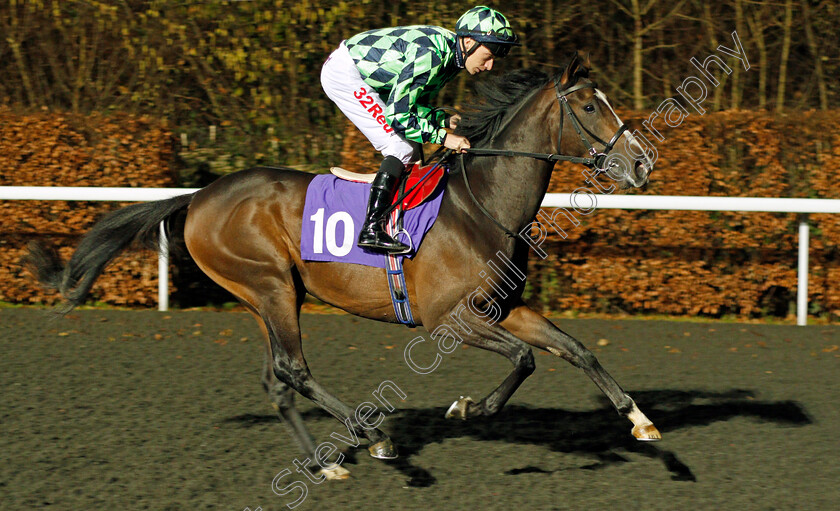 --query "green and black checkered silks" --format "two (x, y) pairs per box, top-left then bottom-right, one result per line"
(346, 25), (460, 145)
